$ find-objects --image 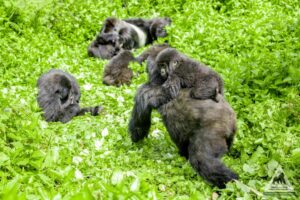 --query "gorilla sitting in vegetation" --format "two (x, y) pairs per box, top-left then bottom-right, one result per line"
(37, 69), (102, 123)
(102, 50), (135, 86)
(128, 46), (238, 188)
